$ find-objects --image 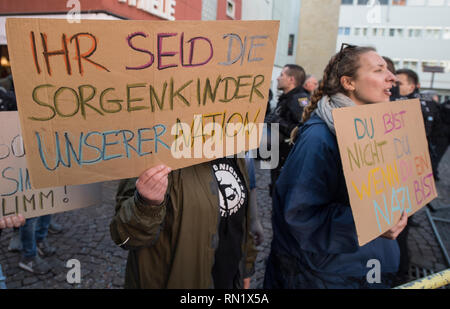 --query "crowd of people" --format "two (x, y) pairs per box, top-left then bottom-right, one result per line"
(0, 42), (449, 289)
